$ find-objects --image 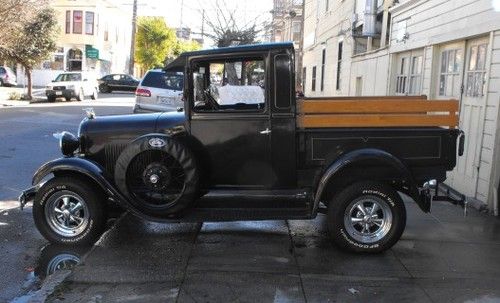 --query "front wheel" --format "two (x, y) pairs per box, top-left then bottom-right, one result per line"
(327, 181), (406, 253)
(33, 177), (107, 245)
